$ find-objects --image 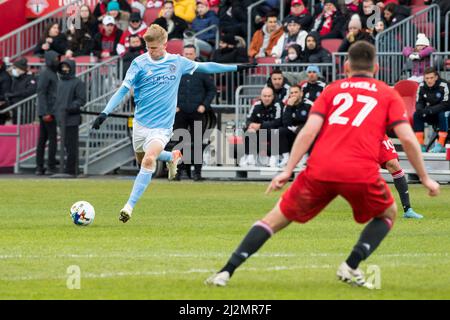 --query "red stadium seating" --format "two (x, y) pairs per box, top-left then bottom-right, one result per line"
(321, 39), (343, 53)
(410, 0), (425, 6)
(410, 5), (427, 15)
(143, 8), (161, 25)
(256, 57), (276, 64)
(166, 39), (184, 55)
(394, 80), (419, 125)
